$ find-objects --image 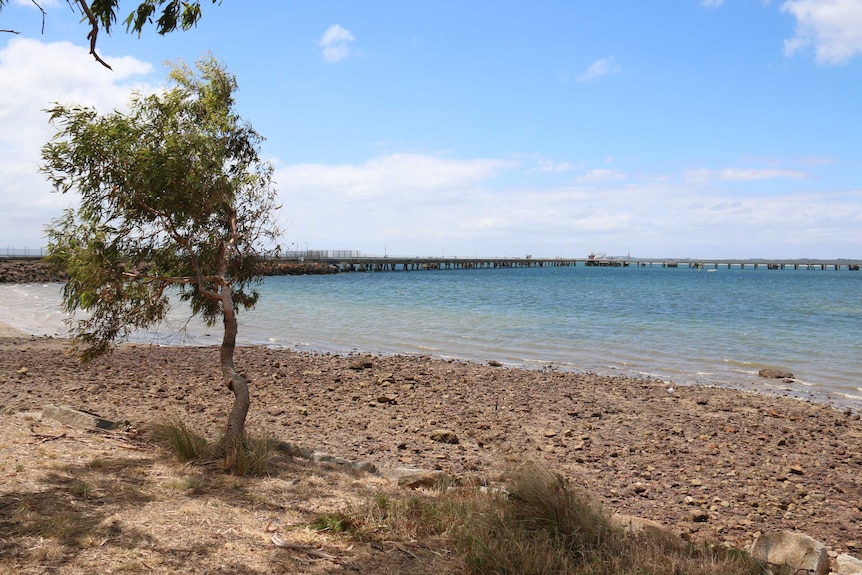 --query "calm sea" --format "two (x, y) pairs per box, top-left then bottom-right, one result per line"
(2, 266), (860, 409)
